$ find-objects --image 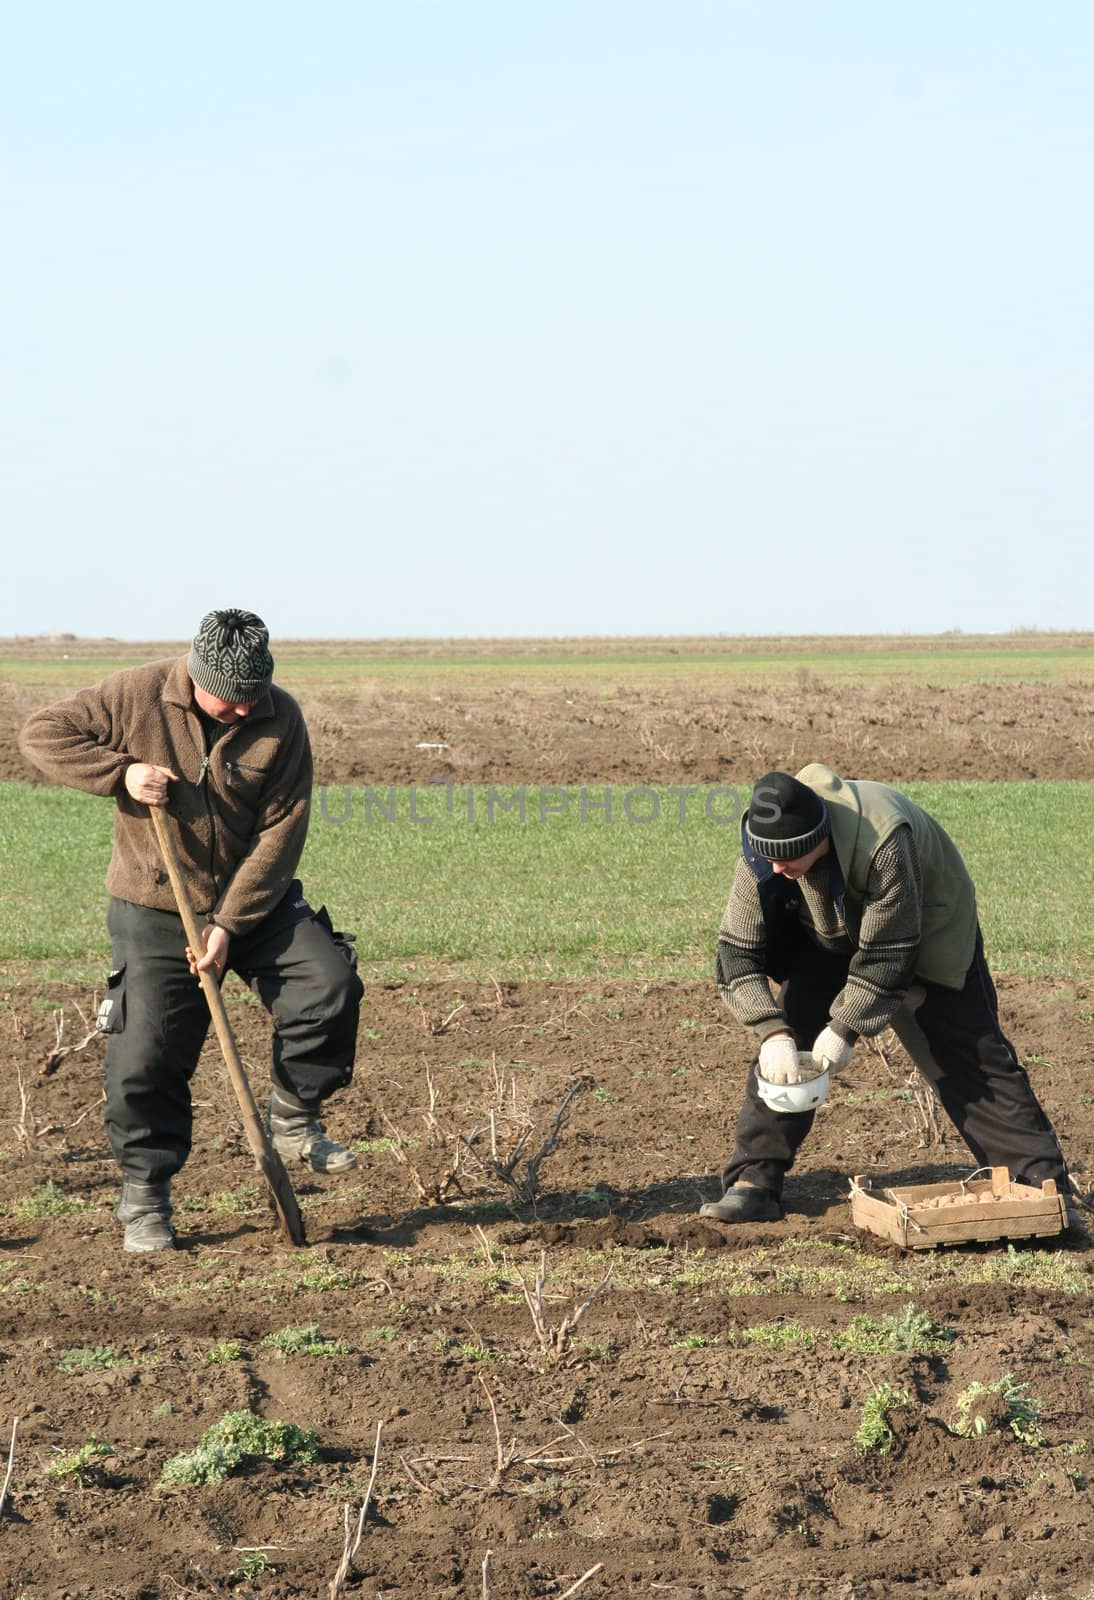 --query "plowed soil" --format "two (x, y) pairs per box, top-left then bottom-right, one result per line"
(2, 975), (1093, 1600)
(3, 640), (1094, 1598)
